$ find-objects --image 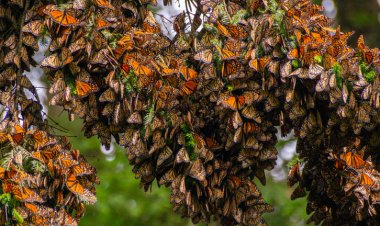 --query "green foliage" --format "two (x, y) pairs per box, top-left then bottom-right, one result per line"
(261, 180), (308, 226)
(180, 124), (196, 160)
(291, 59), (300, 69)
(314, 55), (323, 65)
(12, 208), (23, 224)
(0, 193), (24, 225)
(0, 193), (11, 205)
(231, 10), (249, 25)
(360, 62), (377, 83)
(333, 63), (343, 89)
(124, 70), (138, 93)
(144, 104), (155, 129)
